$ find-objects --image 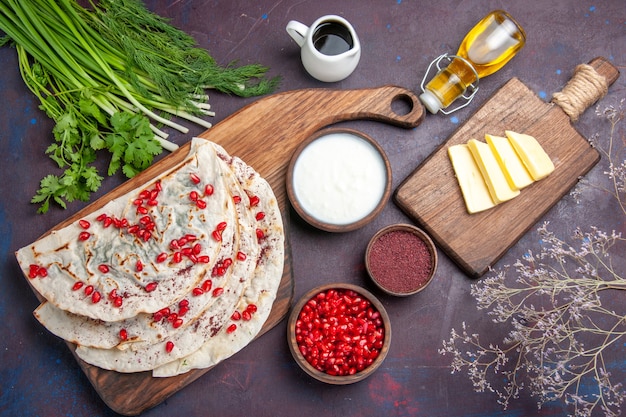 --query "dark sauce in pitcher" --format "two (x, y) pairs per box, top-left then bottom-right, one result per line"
(312, 22), (353, 55)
